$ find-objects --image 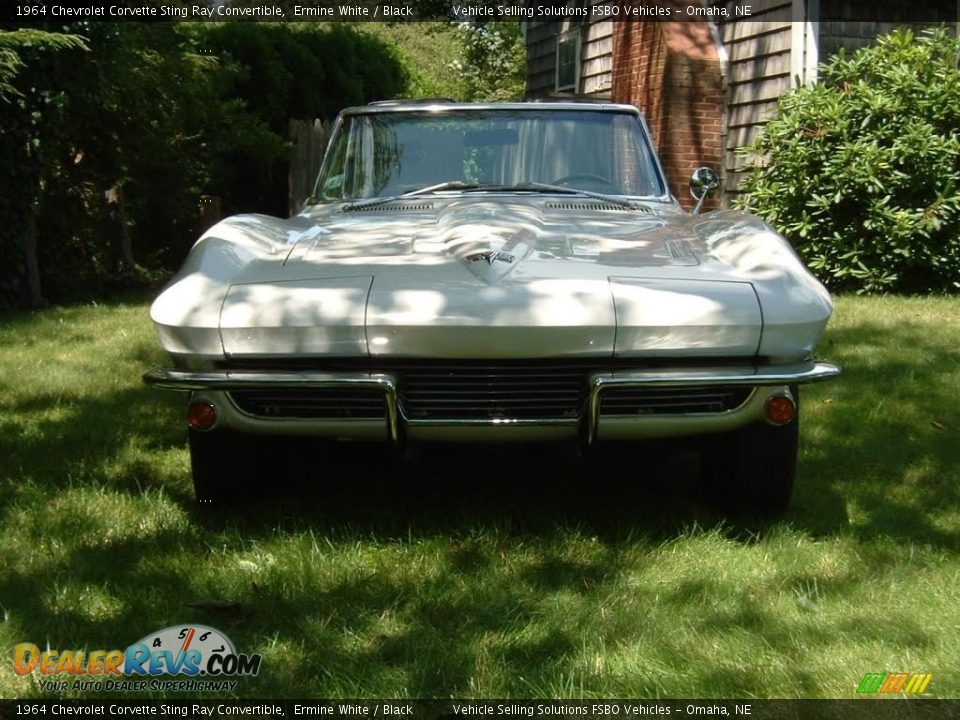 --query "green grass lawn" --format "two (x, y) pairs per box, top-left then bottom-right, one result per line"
(0, 296), (957, 699)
